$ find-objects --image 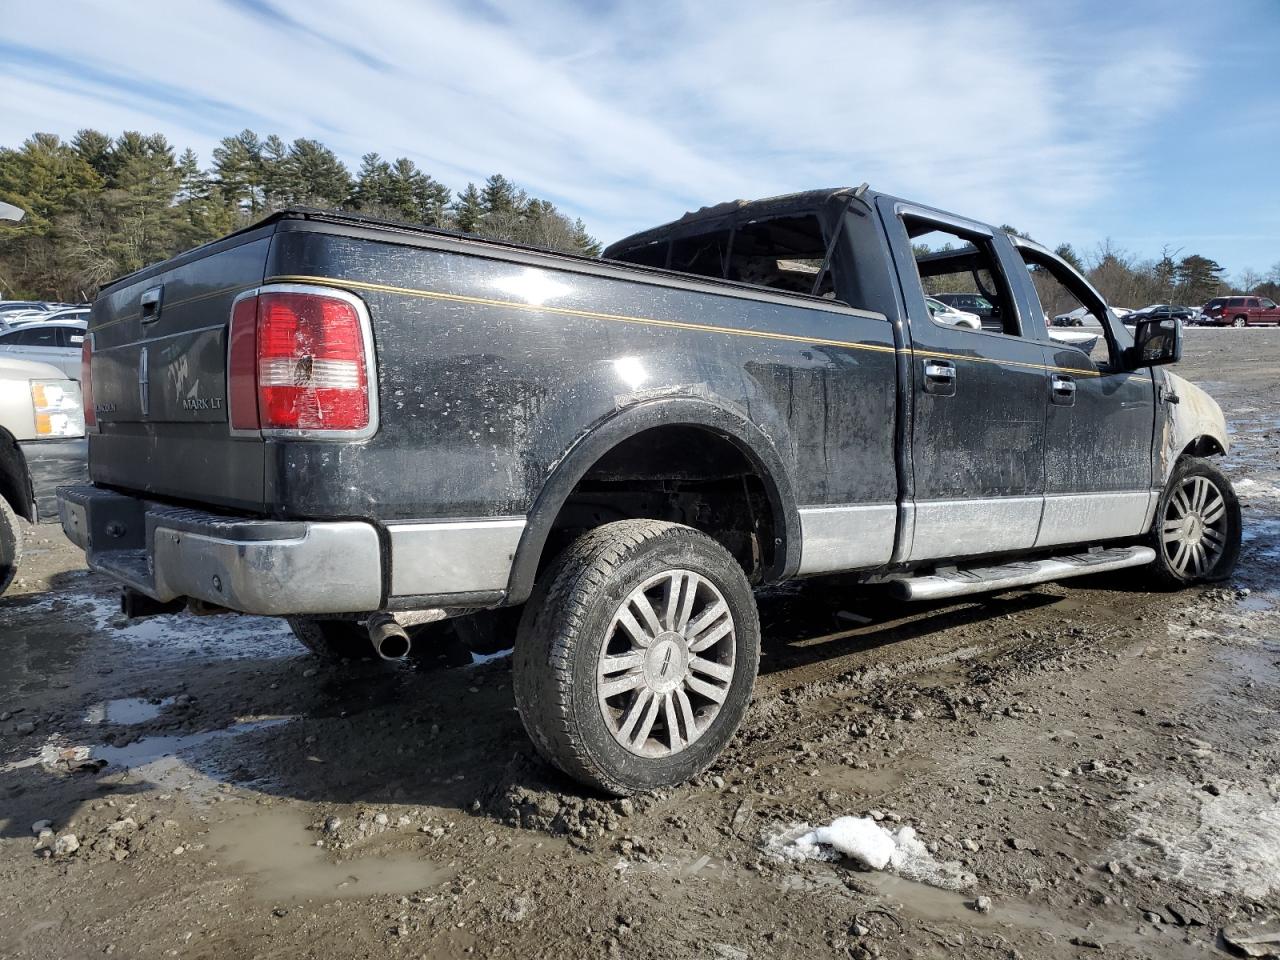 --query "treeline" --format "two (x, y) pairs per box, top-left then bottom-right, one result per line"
(0, 129), (601, 301)
(1047, 240), (1280, 313)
